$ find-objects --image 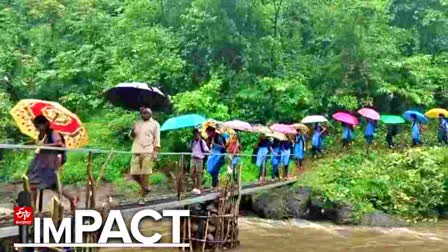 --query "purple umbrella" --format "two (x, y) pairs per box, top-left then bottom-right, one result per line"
(105, 82), (170, 111)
